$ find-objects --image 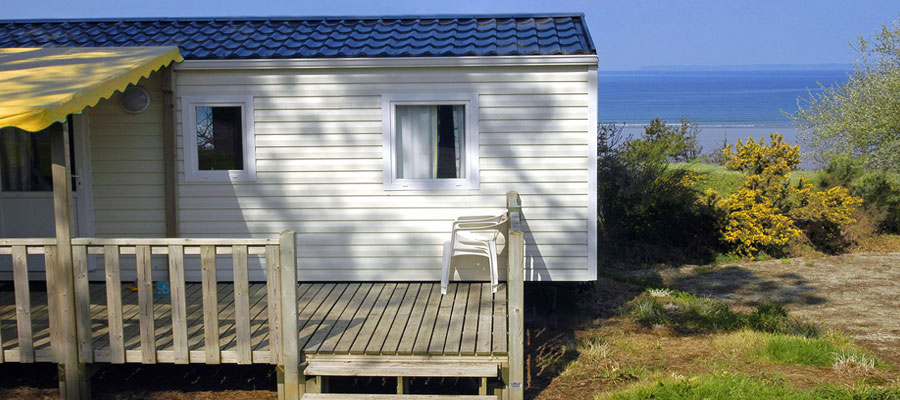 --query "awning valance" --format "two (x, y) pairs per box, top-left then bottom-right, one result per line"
(0, 46), (183, 132)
